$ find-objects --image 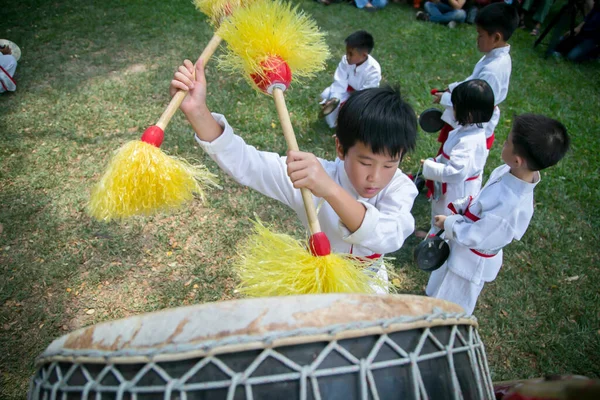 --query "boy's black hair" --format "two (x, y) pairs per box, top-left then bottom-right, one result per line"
(451, 79), (495, 127)
(336, 86), (417, 160)
(510, 114), (570, 171)
(345, 30), (375, 53)
(475, 3), (519, 41)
